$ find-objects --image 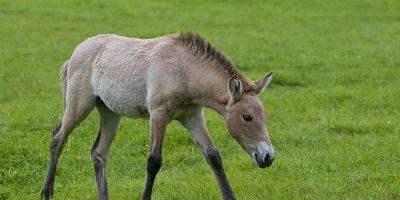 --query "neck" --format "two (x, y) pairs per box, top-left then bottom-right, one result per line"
(194, 98), (228, 117)
(191, 75), (231, 117)
(185, 61), (232, 117)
